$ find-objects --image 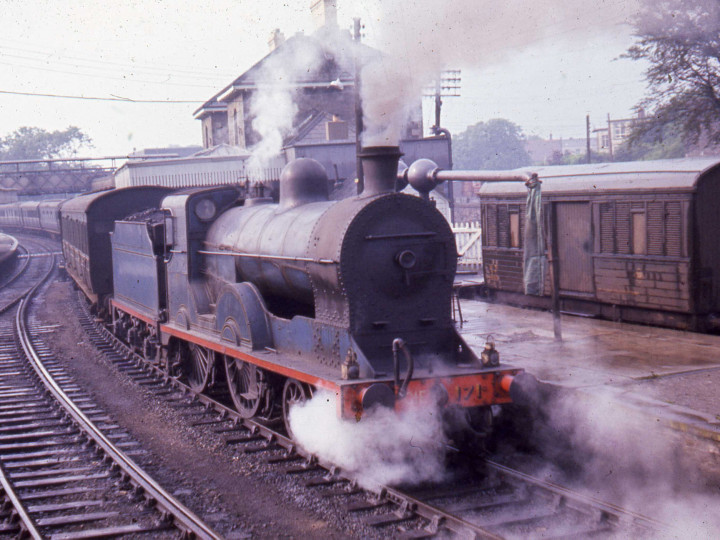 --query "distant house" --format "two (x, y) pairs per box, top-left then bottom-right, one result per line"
(194, 0), (422, 155)
(593, 111), (646, 158)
